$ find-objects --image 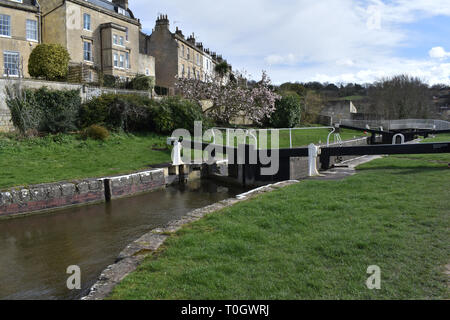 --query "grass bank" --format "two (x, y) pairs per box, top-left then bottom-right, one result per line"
(0, 133), (170, 189)
(110, 151), (449, 300)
